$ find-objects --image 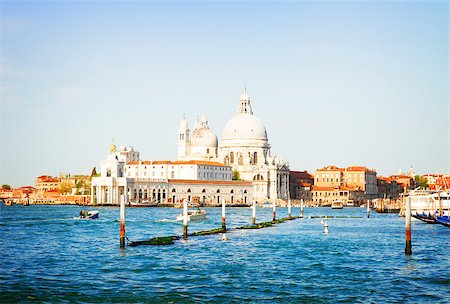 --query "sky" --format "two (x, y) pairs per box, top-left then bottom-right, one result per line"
(0, 0), (448, 187)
